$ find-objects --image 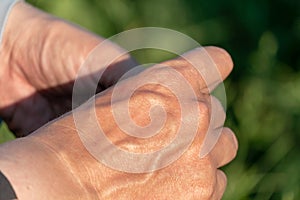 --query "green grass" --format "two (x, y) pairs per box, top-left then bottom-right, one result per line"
(0, 123), (15, 144)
